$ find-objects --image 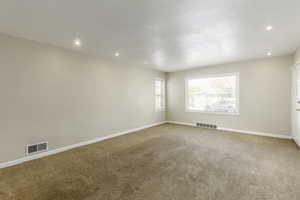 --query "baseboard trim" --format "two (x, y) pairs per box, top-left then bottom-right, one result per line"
(294, 137), (300, 148)
(218, 127), (291, 139)
(166, 121), (292, 140)
(166, 121), (195, 127)
(0, 121), (167, 169)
